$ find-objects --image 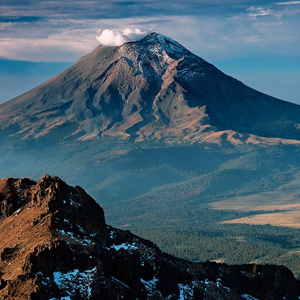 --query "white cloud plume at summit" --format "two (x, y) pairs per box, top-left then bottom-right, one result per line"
(96, 28), (147, 46)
